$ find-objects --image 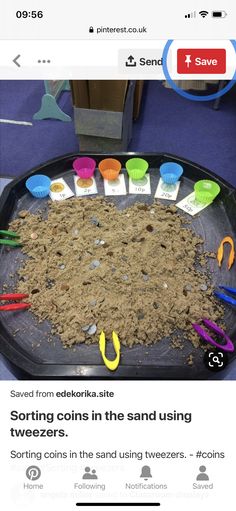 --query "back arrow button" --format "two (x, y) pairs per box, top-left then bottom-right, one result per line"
(13, 55), (21, 67)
